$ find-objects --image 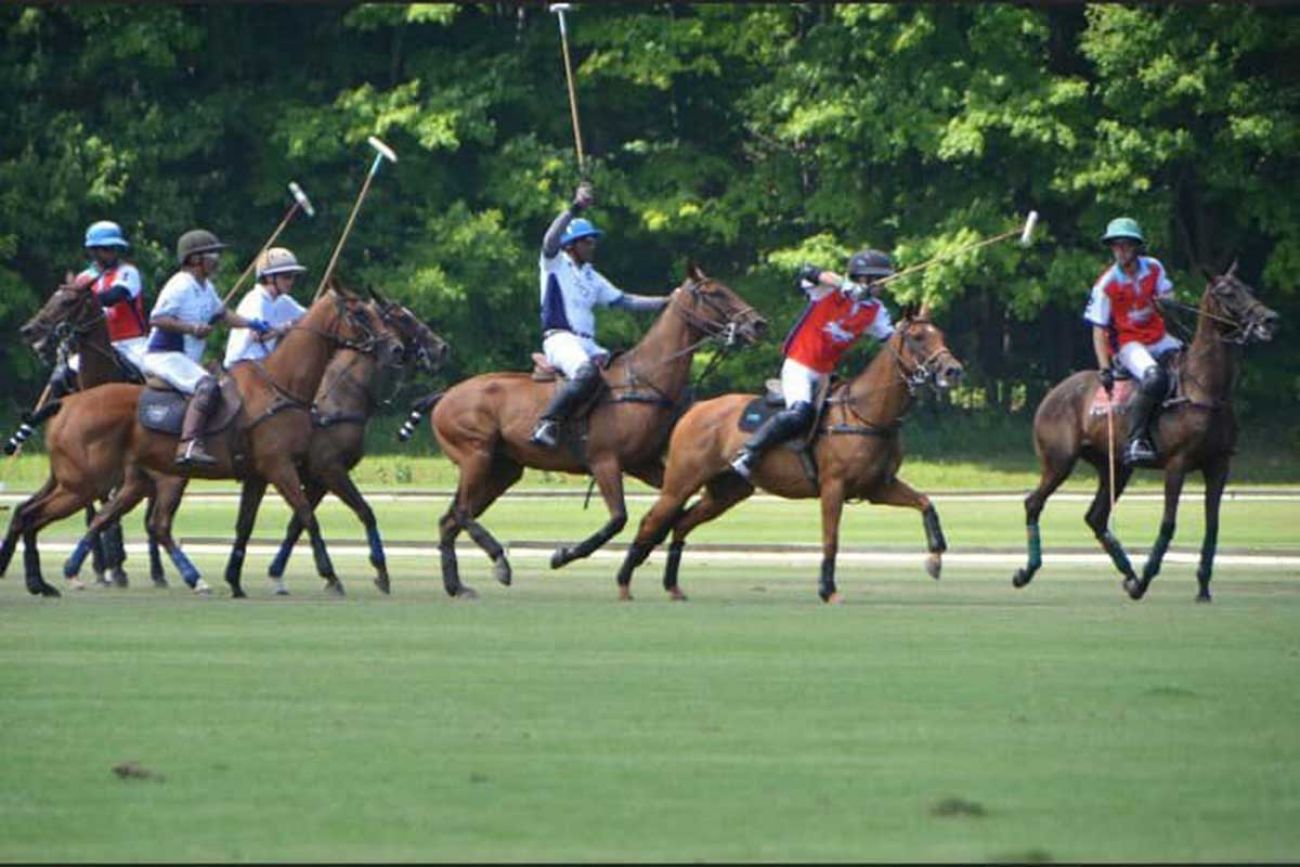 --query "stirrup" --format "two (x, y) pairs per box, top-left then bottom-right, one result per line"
(176, 439), (217, 467)
(730, 449), (755, 480)
(529, 419), (560, 449)
(1122, 438), (1157, 467)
